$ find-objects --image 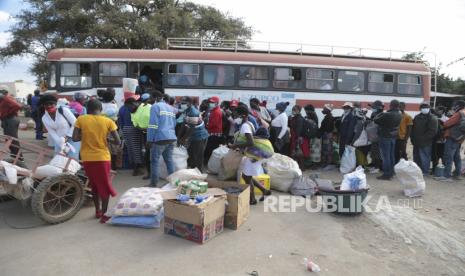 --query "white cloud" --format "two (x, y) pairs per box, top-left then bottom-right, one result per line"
(0, 11), (10, 22)
(0, 31), (11, 47)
